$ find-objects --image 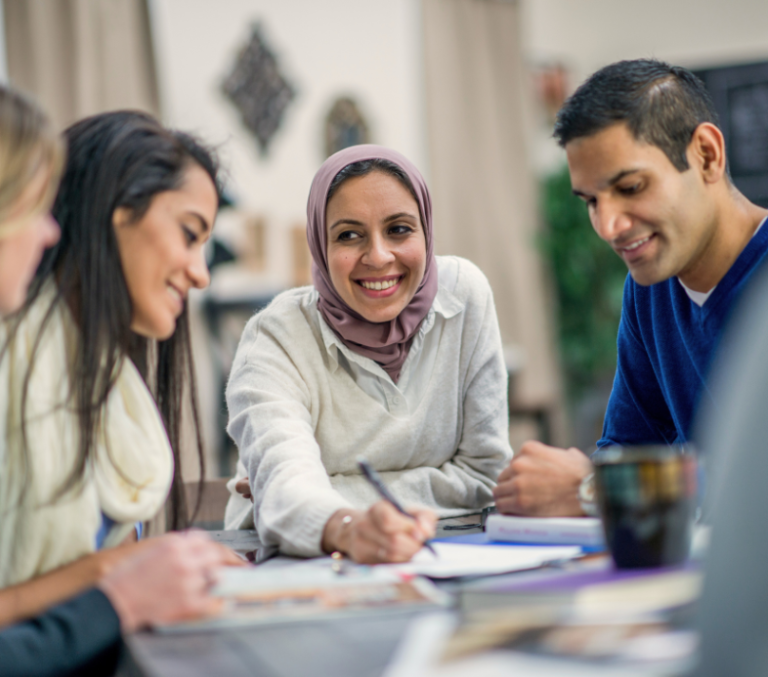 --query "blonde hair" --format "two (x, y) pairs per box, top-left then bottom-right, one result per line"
(0, 86), (64, 240)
